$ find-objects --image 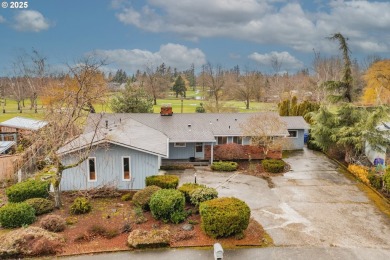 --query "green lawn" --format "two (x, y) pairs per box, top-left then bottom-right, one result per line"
(0, 94), (277, 123)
